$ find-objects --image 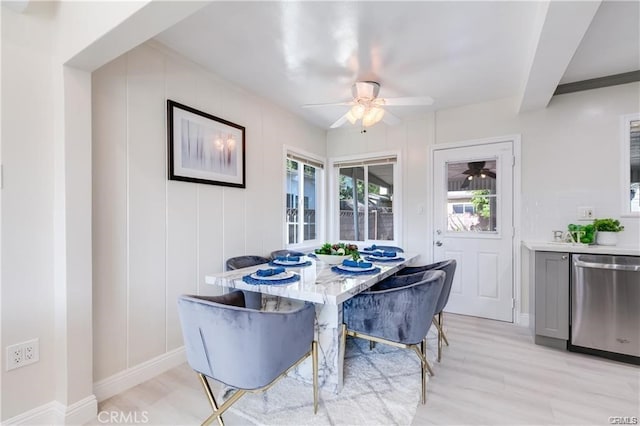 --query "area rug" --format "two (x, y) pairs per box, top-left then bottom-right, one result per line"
(223, 330), (438, 426)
